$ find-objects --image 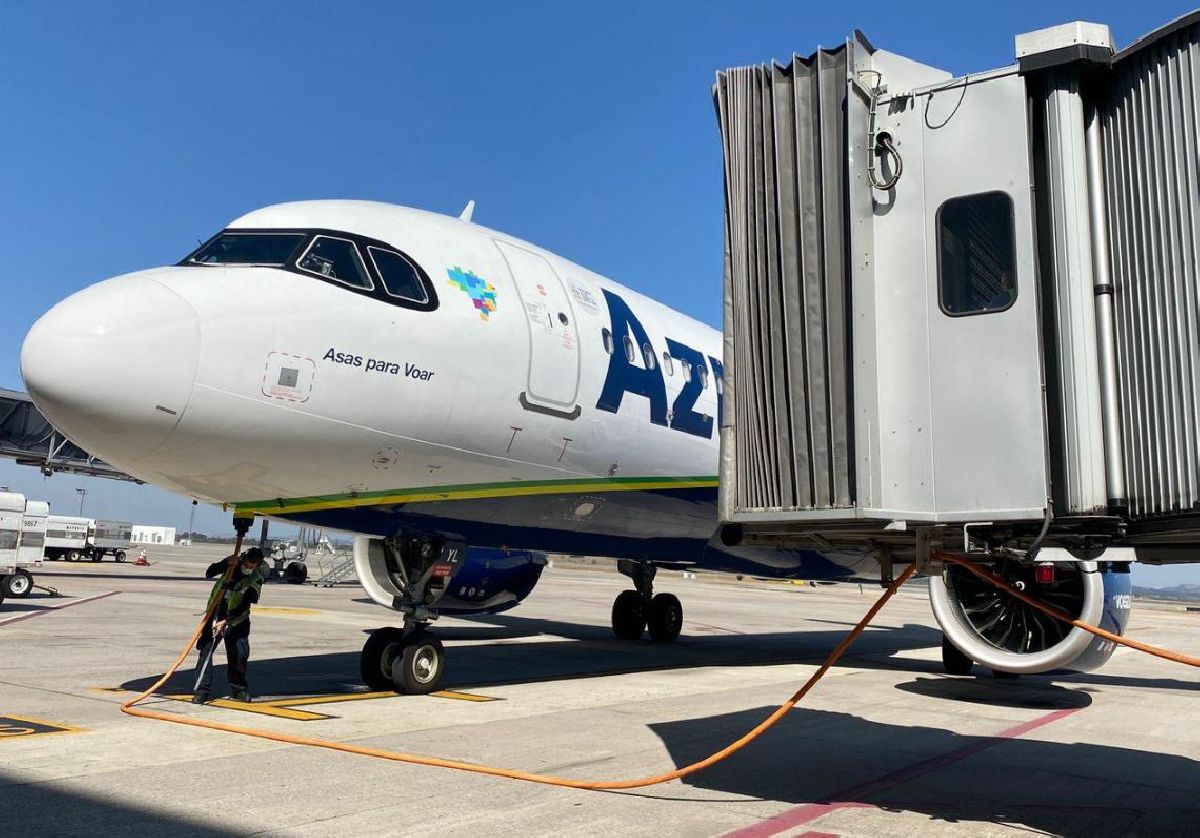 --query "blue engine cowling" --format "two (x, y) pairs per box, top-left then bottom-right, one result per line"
(354, 537), (546, 616)
(436, 546), (547, 616)
(1065, 564), (1133, 672)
